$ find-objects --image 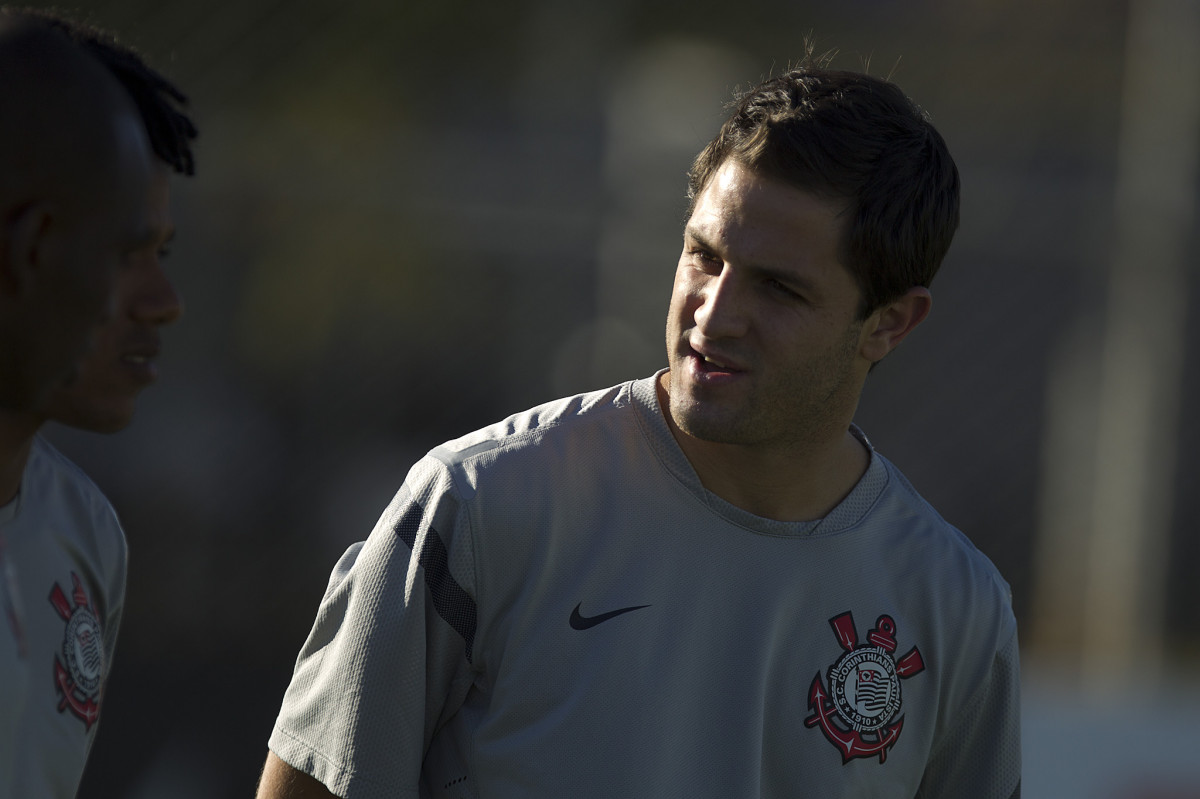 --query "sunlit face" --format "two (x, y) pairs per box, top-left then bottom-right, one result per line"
(663, 160), (873, 451)
(42, 162), (182, 432)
